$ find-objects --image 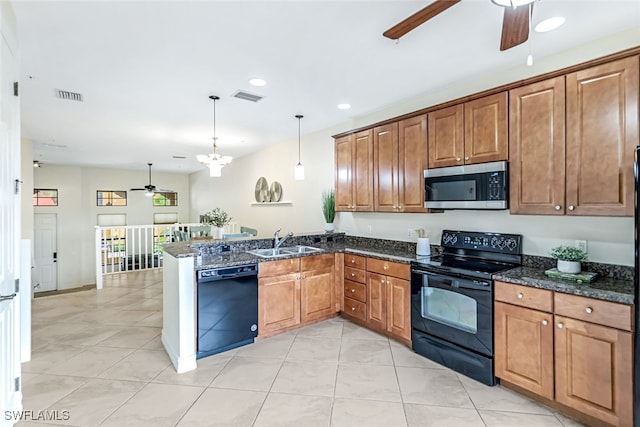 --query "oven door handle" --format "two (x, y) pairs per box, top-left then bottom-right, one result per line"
(412, 269), (491, 291)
